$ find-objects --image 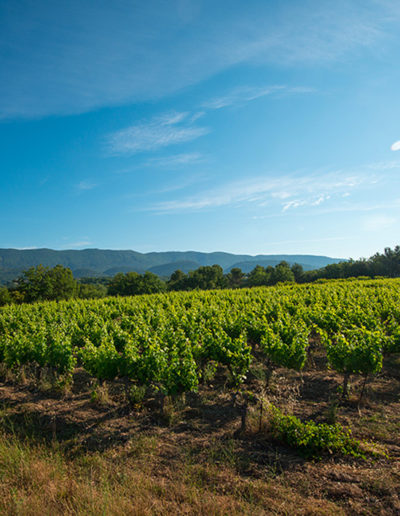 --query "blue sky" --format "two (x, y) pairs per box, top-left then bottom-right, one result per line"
(1, 0), (400, 259)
